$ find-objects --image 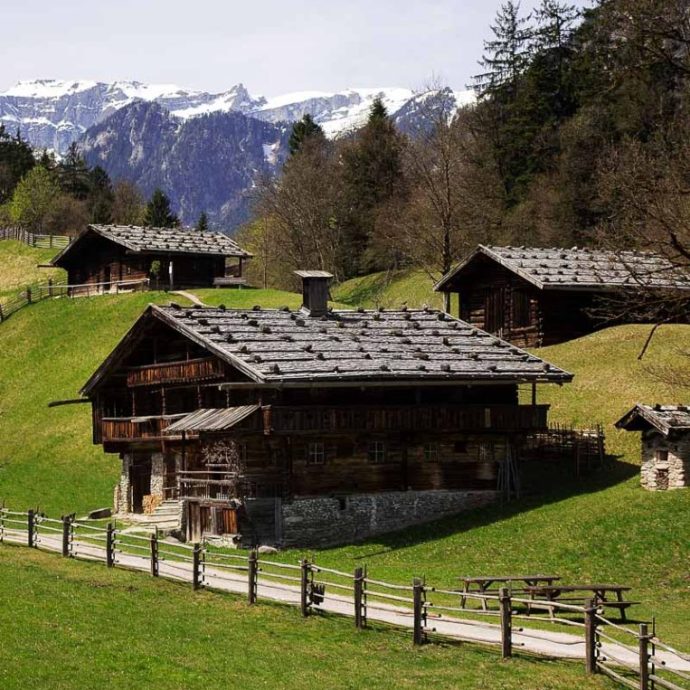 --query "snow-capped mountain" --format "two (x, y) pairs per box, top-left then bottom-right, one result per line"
(0, 78), (475, 155)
